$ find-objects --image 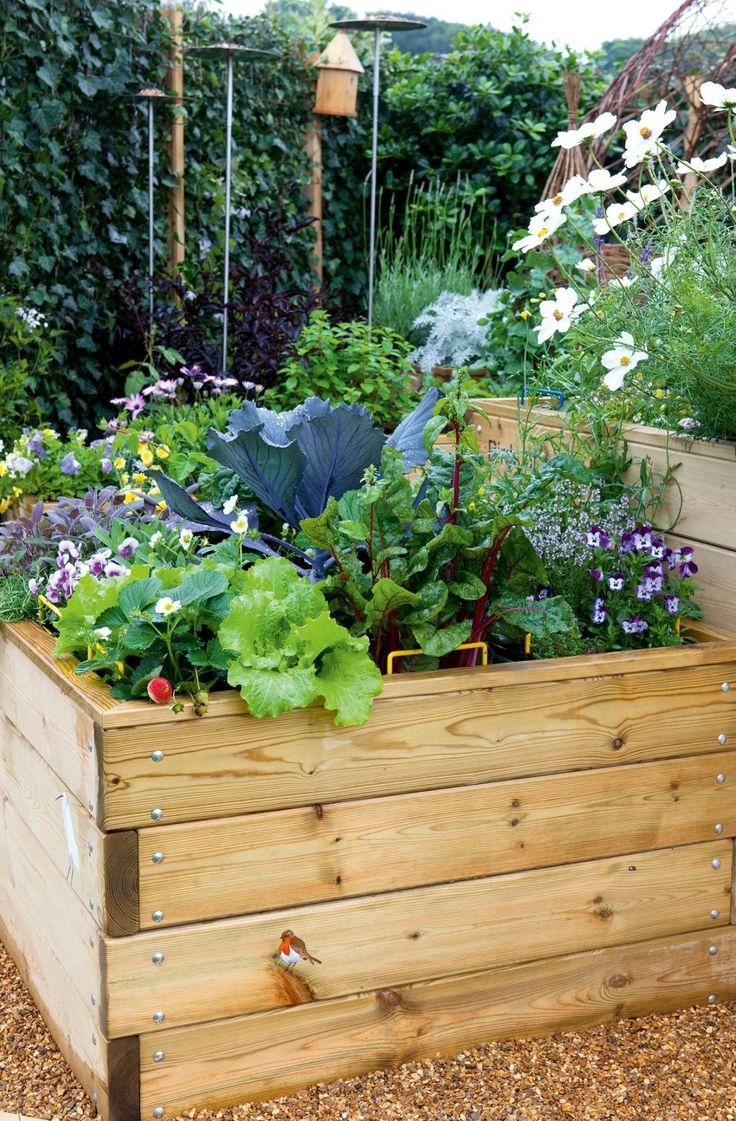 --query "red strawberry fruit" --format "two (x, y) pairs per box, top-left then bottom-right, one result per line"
(147, 677), (174, 705)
